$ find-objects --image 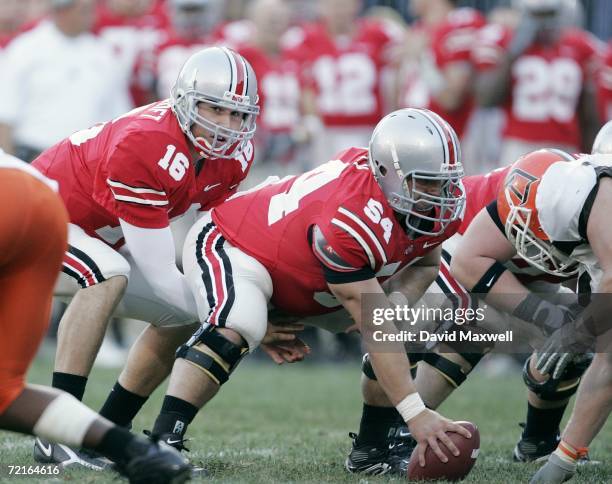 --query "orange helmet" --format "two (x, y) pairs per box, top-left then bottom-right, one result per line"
(497, 149), (579, 277)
